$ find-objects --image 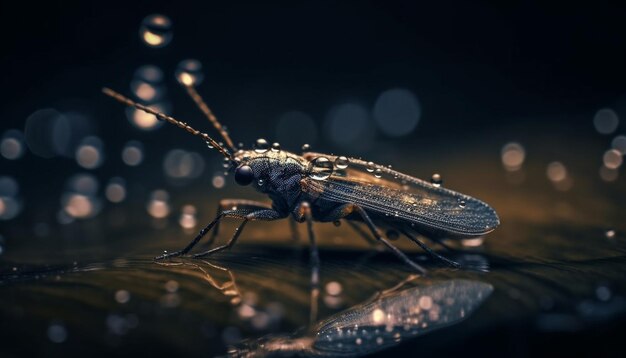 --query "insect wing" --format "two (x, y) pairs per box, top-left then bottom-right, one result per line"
(303, 153), (499, 237)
